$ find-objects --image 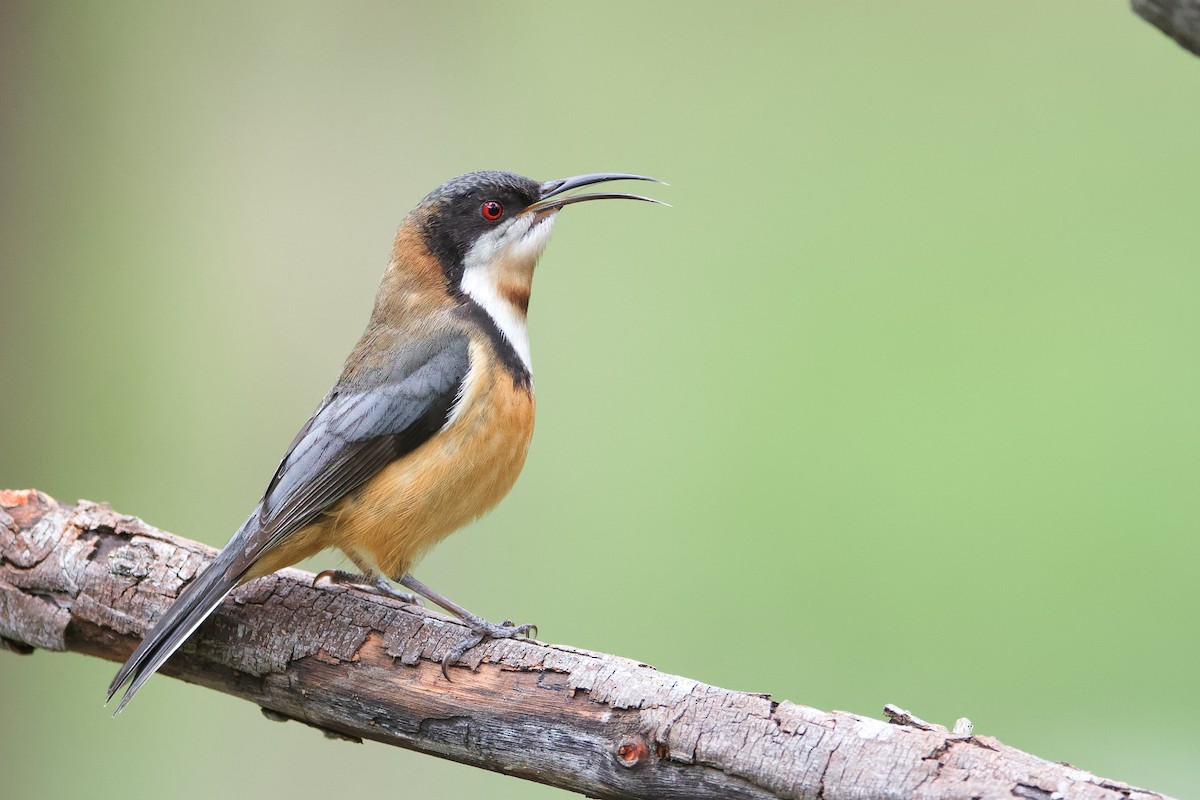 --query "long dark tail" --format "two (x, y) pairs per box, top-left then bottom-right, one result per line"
(107, 519), (255, 713)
